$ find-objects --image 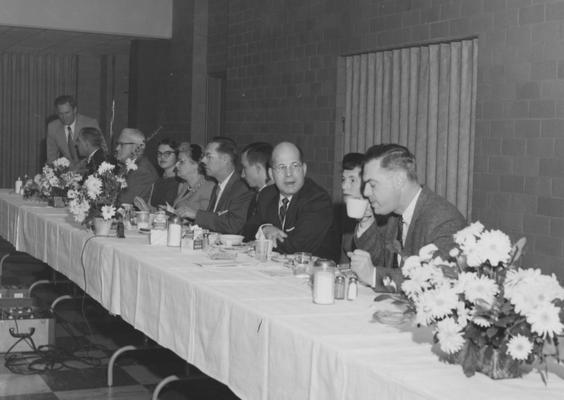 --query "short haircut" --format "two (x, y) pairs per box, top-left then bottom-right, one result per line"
(211, 136), (238, 165)
(78, 127), (105, 148)
(120, 128), (146, 144)
(342, 152), (364, 171)
(157, 138), (179, 155)
(364, 143), (418, 181)
(242, 142), (273, 170)
(54, 95), (77, 109)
